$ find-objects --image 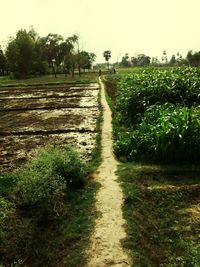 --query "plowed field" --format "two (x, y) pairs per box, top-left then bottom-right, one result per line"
(0, 83), (99, 171)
